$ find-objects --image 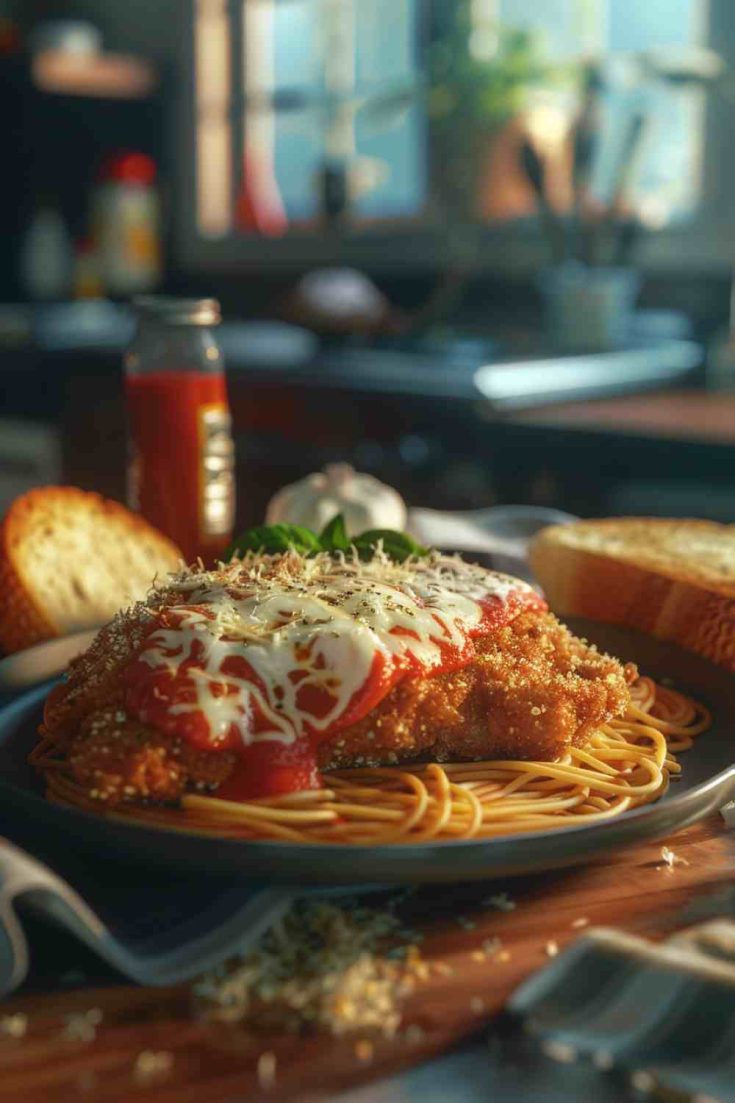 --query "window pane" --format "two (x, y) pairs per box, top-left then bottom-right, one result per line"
(607, 0), (698, 50)
(237, 0), (424, 232)
(274, 109), (321, 222)
(497, 0), (604, 56)
(604, 0), (703, 222)
(352, 0), (424, 219)
(353, 102), (425, 219)
(497, 0), (705, 223)
(355, 0), (416, 86)
(273, 0), (320, 91)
